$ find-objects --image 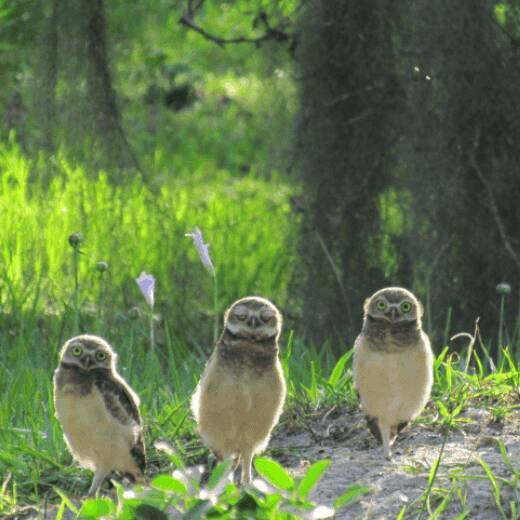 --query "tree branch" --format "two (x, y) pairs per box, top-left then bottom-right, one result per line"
(179, 1), (291, 48)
